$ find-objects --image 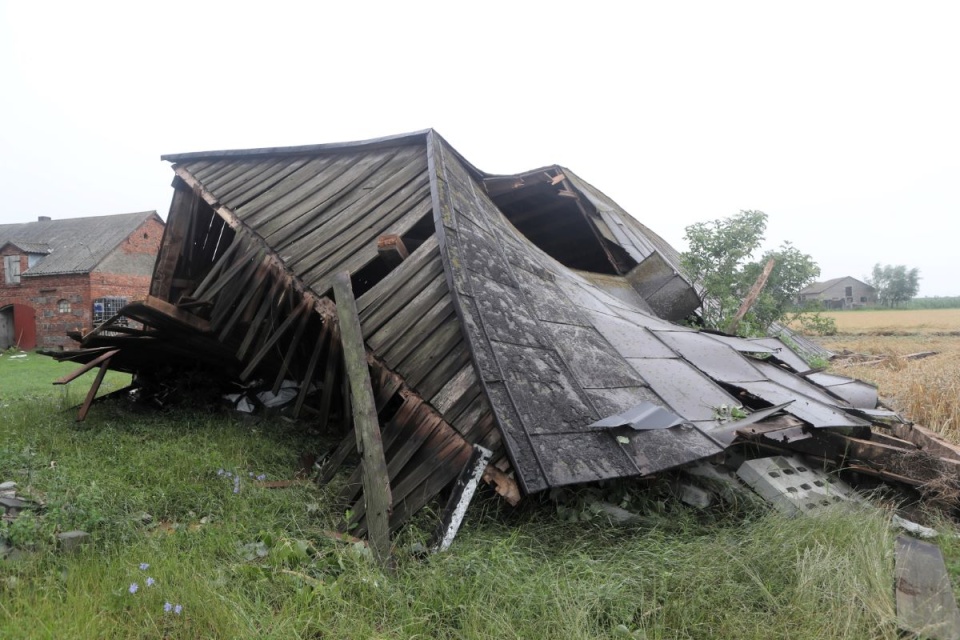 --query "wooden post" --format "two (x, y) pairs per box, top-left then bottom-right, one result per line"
(77, 356), (112, 421)
(726, 258), (776, 335)
(332, 271), (393, 567)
